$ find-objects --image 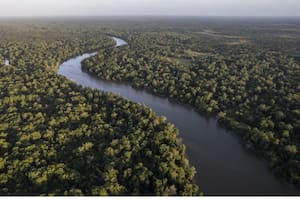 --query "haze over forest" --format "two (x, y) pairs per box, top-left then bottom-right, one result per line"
(0, 0), (299, 17)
